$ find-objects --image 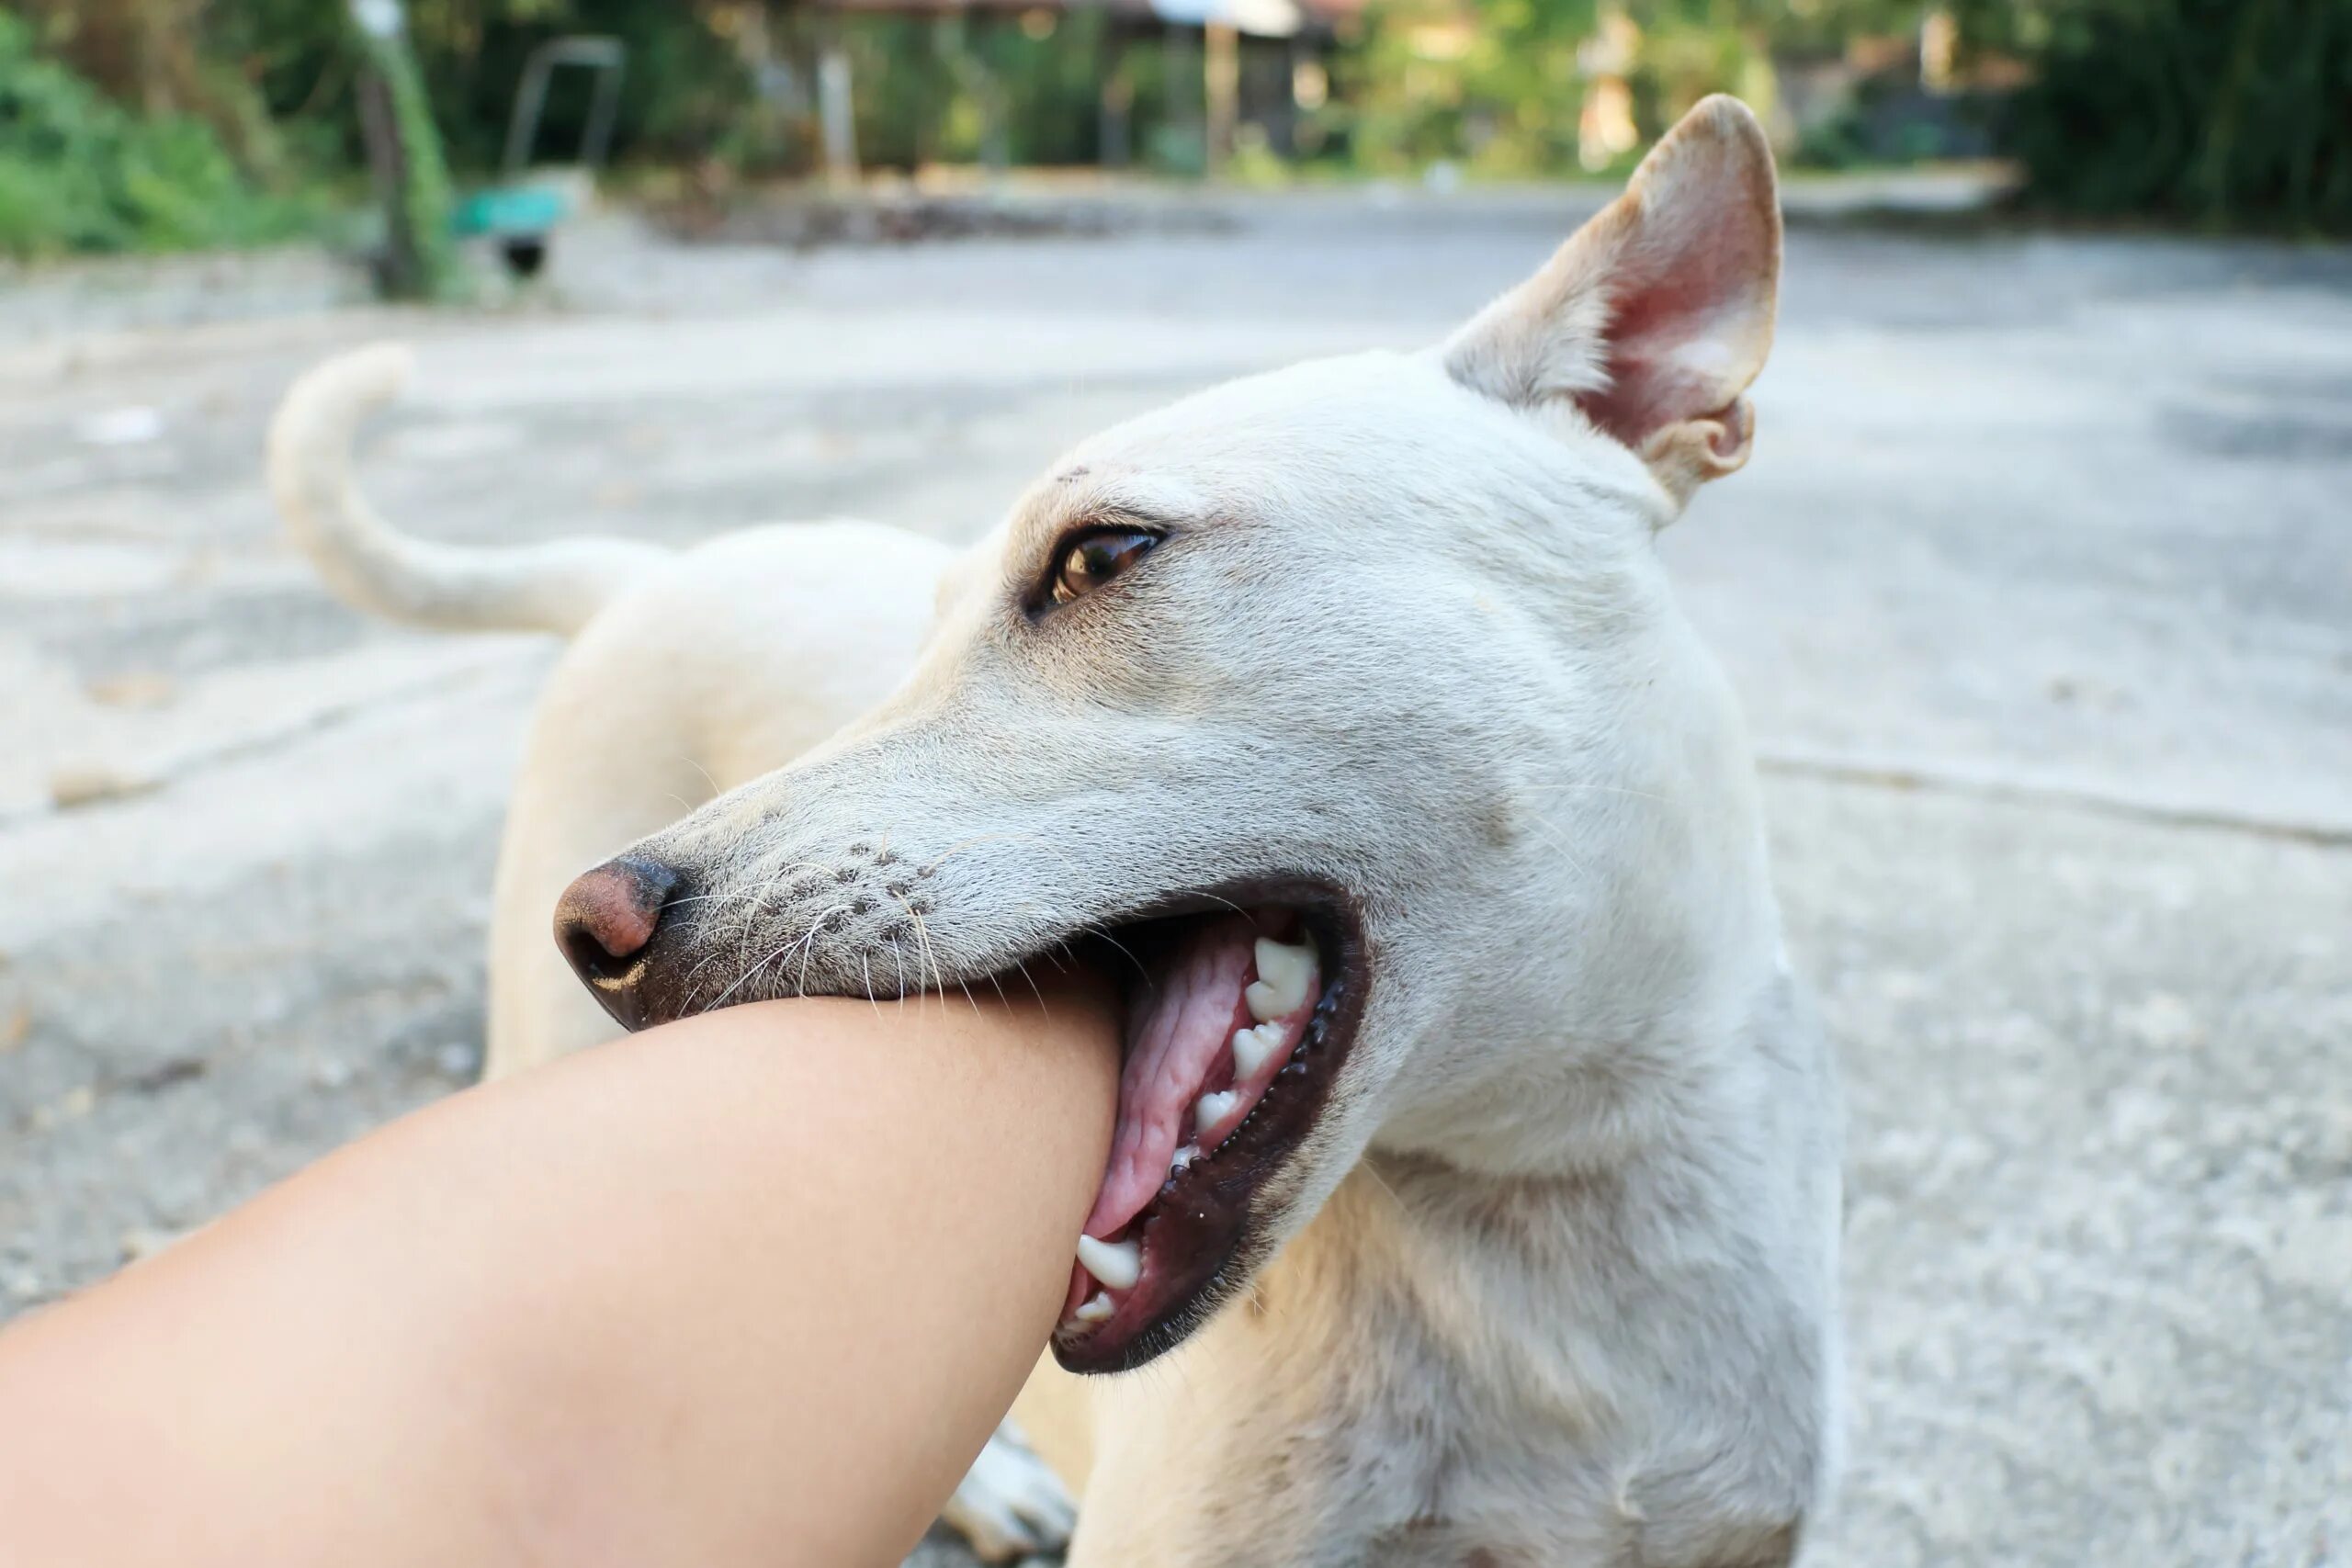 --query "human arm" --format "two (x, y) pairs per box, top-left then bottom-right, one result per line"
(0, 983), (1115, 1568)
